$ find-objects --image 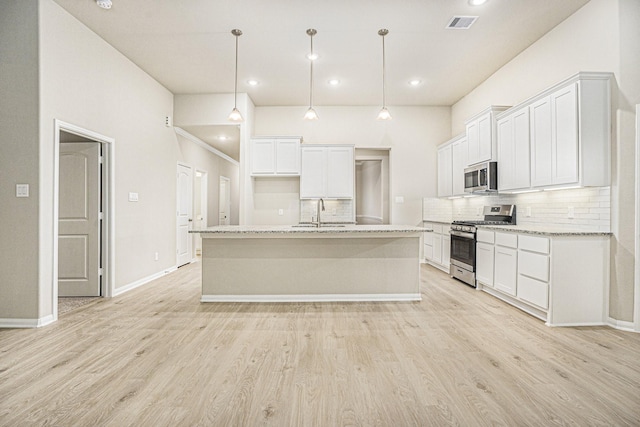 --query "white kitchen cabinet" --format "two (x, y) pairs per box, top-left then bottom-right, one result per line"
(475, 229), (495, 287)
(326, 146), (354, 198)
(522, 73), (611, 190)
(437, 143), (453, 197)
(300, 145), (354, 199)
(494, 246), (517, 296)
(476, 242), (494, 287)
(465, 106), (510, 166)
(251, 137), (301, 176)
(497, 107), (530, 191)
(477, 228), (609, 327)
(530, 85), (579, 187)
(451, 136), (468, 196)
(423, 222), (451, 272)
